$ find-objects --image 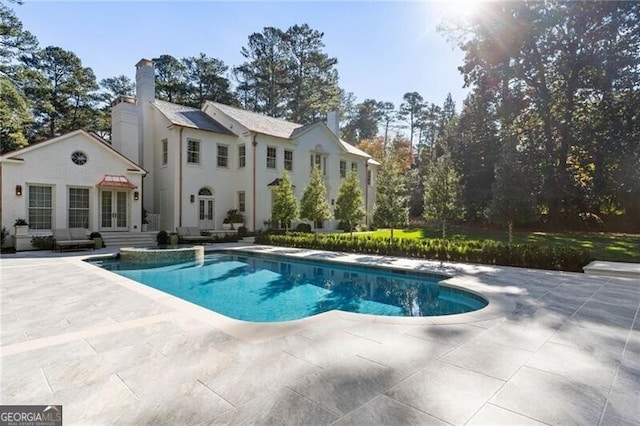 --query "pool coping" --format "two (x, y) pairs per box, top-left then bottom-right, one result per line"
(74, 244), (518, 343)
